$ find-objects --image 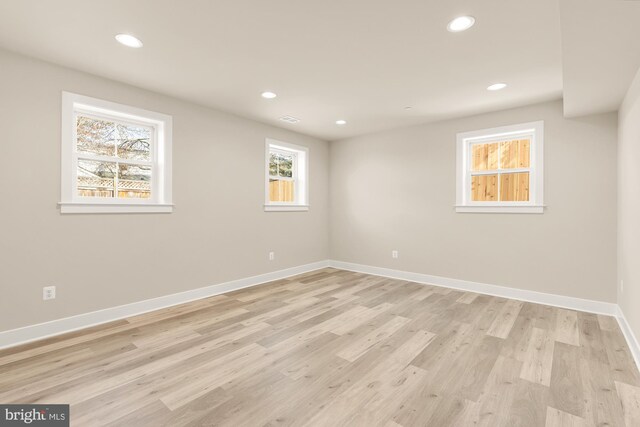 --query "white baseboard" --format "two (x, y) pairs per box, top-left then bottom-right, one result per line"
(0, 260), (330, 350)
(328, 260), (640, 370)
(615, 306), (640, 371)
(3, 258), (638, 375)
(329, 260), (640, 369)
(328, 260), (618, 316)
